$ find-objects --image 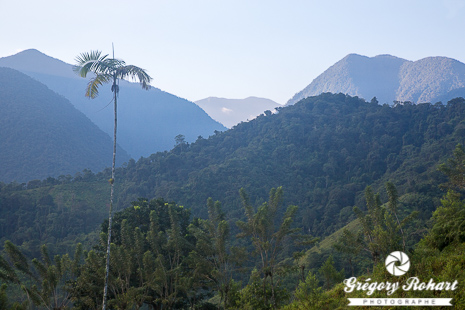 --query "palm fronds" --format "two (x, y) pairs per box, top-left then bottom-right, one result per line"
(74, 50), (152, 98)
